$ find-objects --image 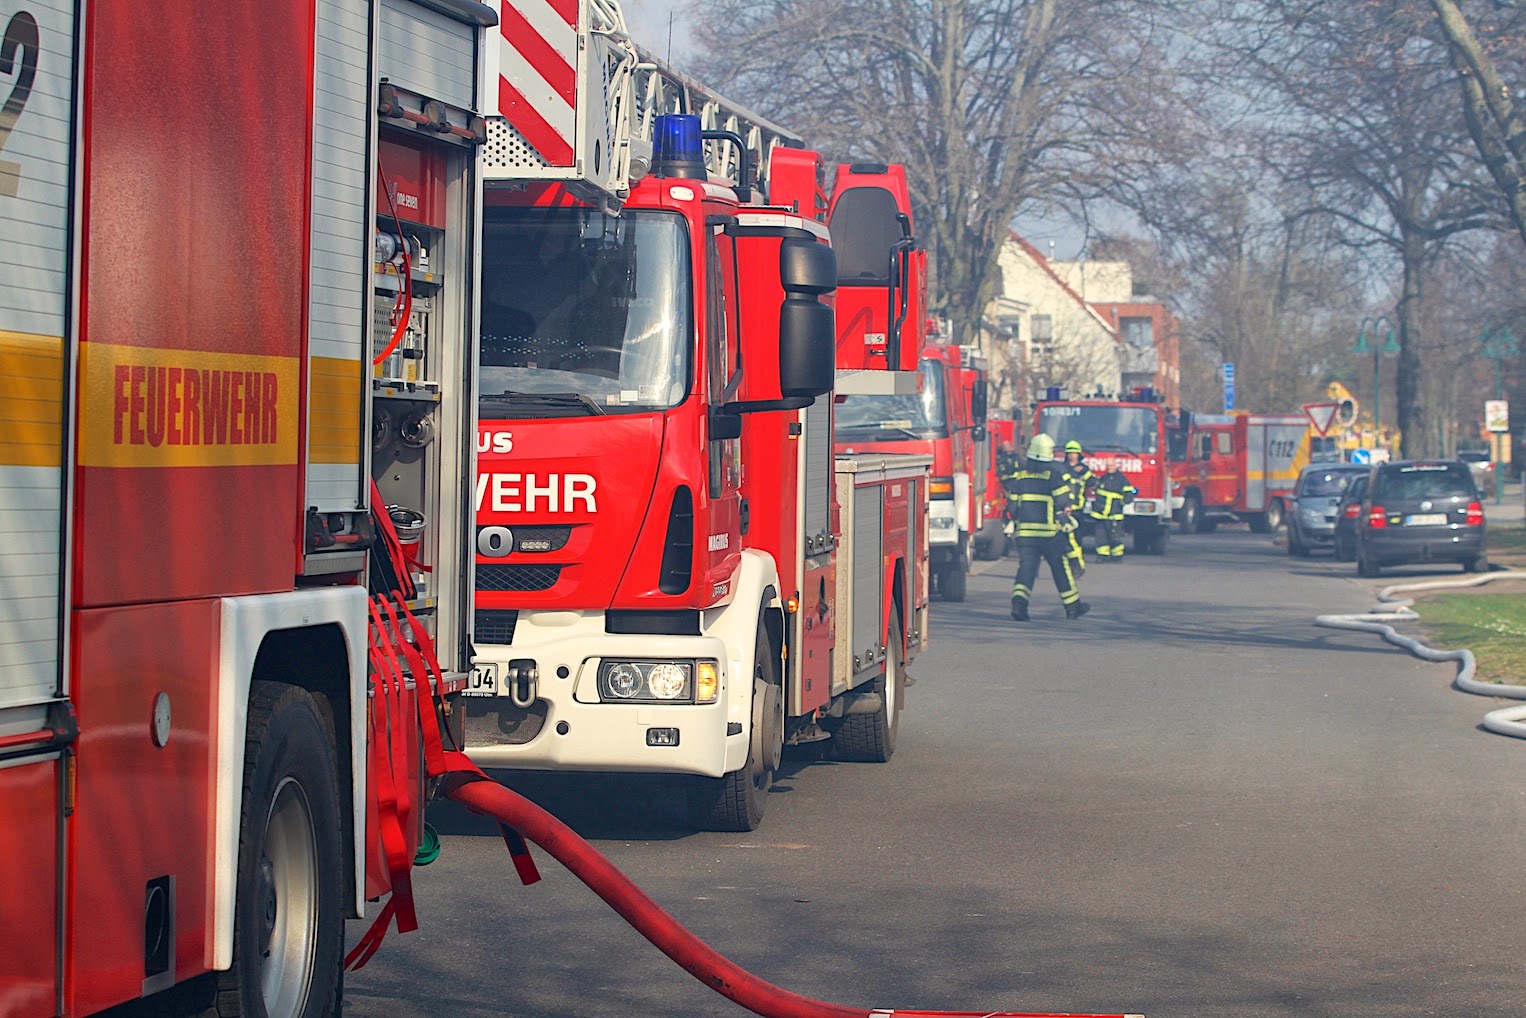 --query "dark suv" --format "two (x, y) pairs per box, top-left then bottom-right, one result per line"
(1350, 460), (1487, 577)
